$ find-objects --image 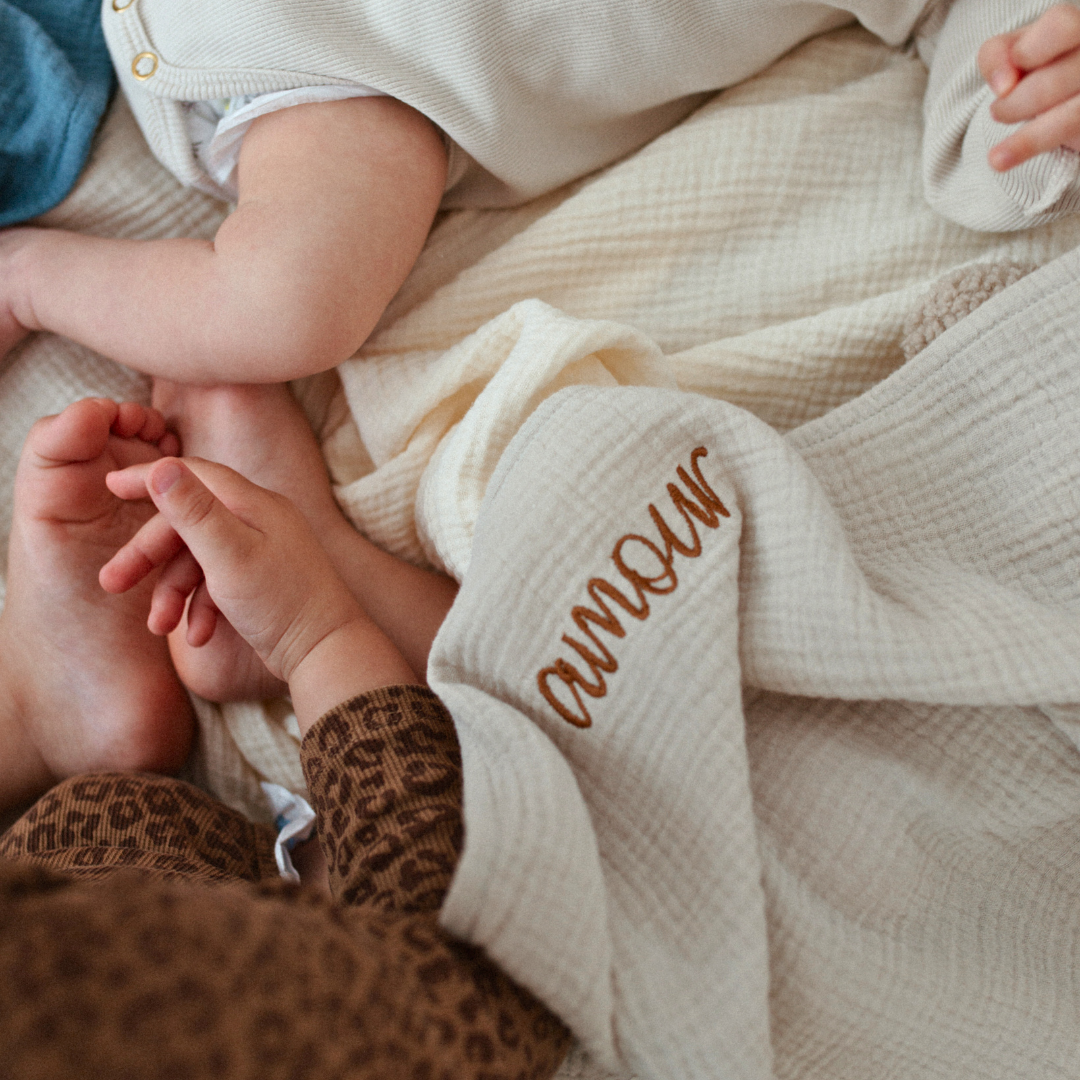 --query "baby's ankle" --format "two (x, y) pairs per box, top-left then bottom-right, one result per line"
(0, 634), (56, 811)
